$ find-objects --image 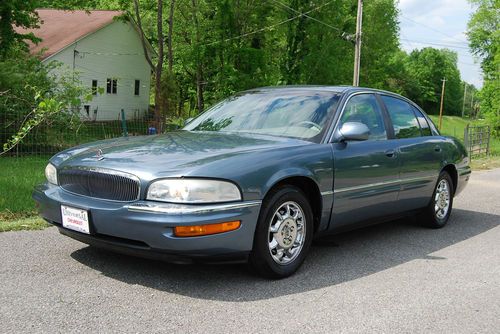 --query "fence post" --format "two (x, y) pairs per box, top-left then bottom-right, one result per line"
(486, 125), (490, 156)
(464, 124), (469, 158)
(121, 109), (128, 137)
